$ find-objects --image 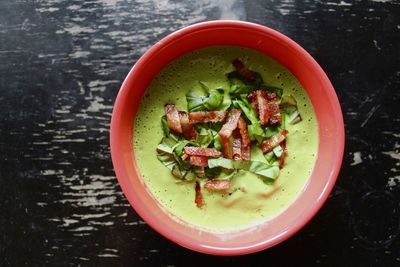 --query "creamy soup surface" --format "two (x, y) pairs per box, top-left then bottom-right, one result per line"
(134, 46), (318, 230)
